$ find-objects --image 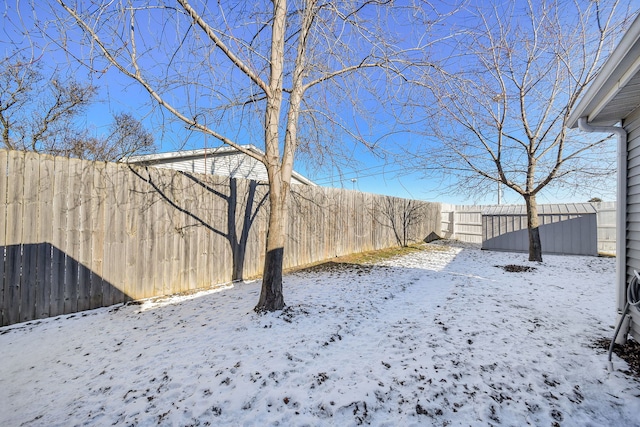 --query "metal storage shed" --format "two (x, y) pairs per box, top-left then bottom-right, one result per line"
(481, 203), (598, 256)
